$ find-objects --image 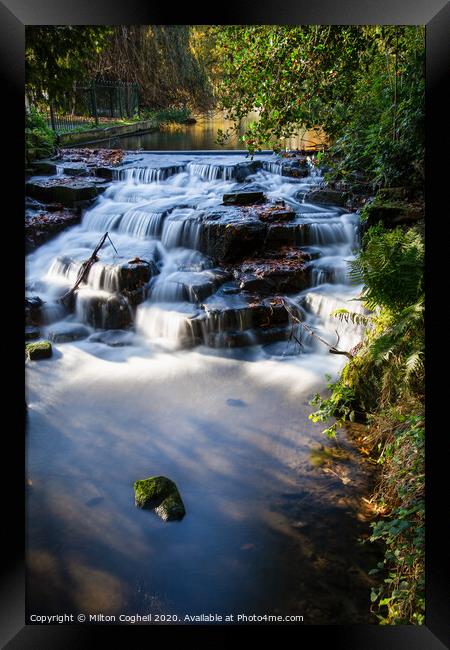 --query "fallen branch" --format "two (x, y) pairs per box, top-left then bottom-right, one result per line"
(282, 298), (354, 359)
(59, 232), (111, 306)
